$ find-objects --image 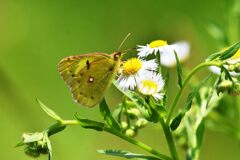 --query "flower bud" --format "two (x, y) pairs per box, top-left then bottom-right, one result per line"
(24, 146), (40, 158)
(228, 64), (235, 71)
(18, 132), (51, 158)
(234, 63), (240, 73)
(125, 100), (136, 108)
(127, 108), (141, 118)
(121, 121), (128, 130)
(228, 82), (240, 96)
(125, 128), (136, 137)
(135, 118), (148, 128)
(217, 80), (233, 93)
